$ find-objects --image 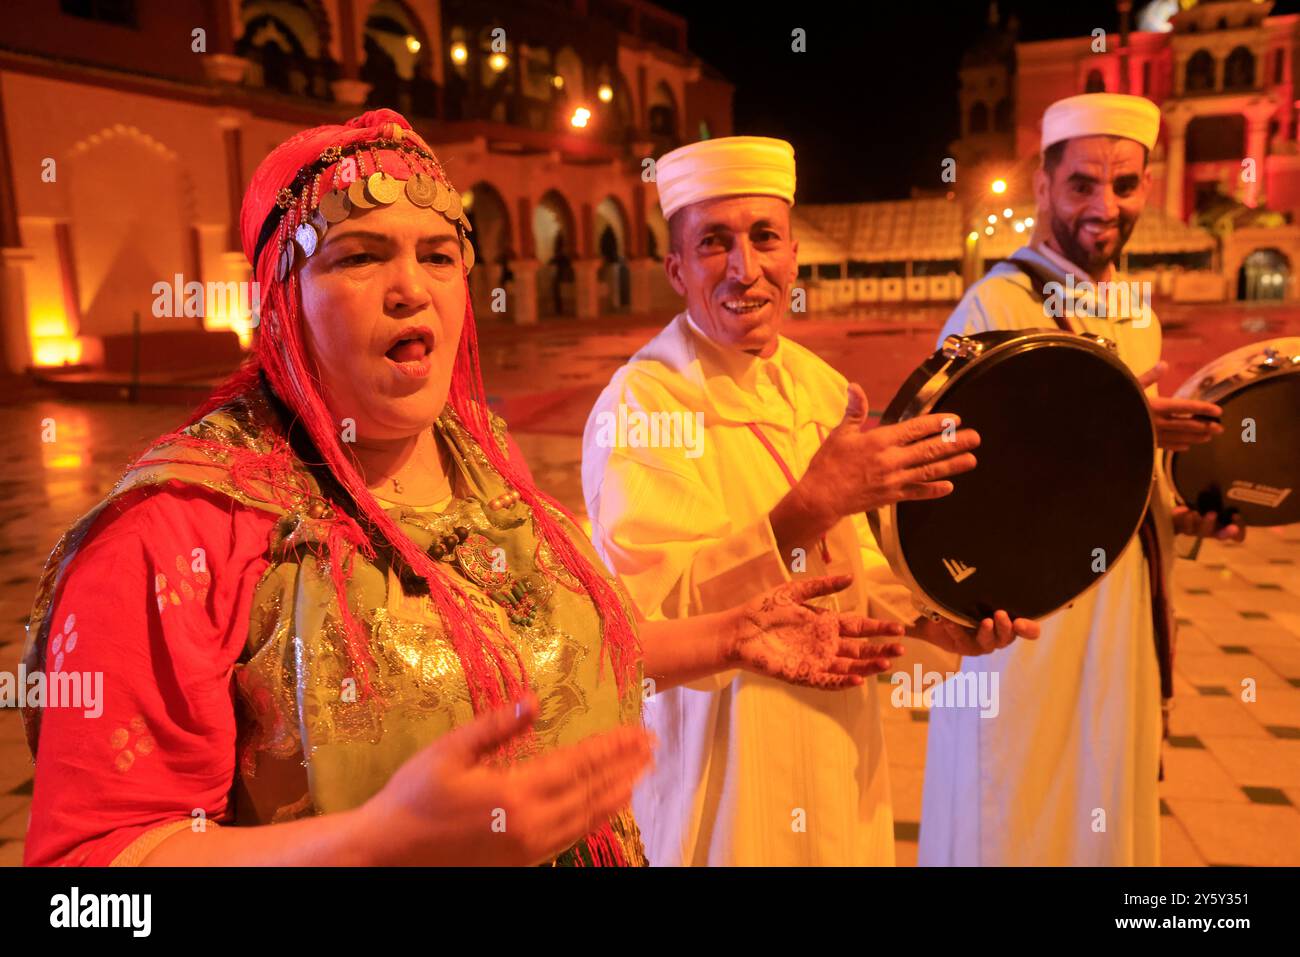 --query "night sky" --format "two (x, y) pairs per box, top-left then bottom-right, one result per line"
(657, 0), (1300, 203)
